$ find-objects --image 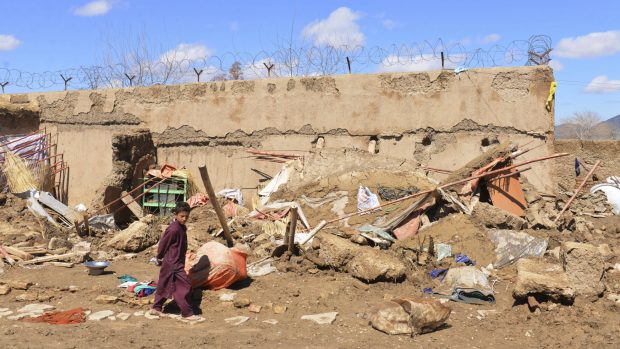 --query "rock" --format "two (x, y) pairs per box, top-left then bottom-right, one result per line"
(262, 319), (278, 325)
(0, 310), (13, 317)
(318, 234), (360, 268)
(219, 293), (236, 302)
(96, 295), (119, 304)
(8, 280), (32, 290)
(350, 234), (368, 245)
(48, 237), (70, 250)
(18, 303), (55, 314)
(15, 292), (39, 302)
(233, 298), (251, 308)
(107, 215), (160, 252)
(348, 249), (407, 283)
(71, 241), (92, 255)
(133, 311), (145, 317)
(561, 242), (607, 297)
(88, 310), (115, 321)
(69, 285), (79, 293)
(368, 297), (451, 335)
(513, 259), (574, 302)
(248, 304), (262, 313)
(144, 312), (160, 320)
(117, 312), (131, 320)
(301, 312), (338, 325)
(0, 284), (10, 295)
(225, 316), (250, 325)
(472, 202), (527, 230)
(8, 313), (32, 320)
(318, 234), (406, 282)
(273, 305), (287, 314)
